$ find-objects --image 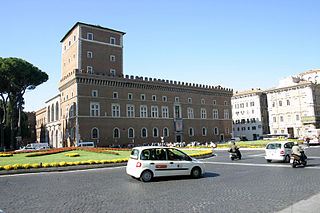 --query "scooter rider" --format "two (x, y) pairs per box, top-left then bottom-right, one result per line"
(230, 142), (242, 159)
(292, 141), (304, 160)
